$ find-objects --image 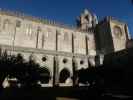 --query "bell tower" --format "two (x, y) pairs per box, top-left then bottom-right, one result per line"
(76, 9), (98, 31)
